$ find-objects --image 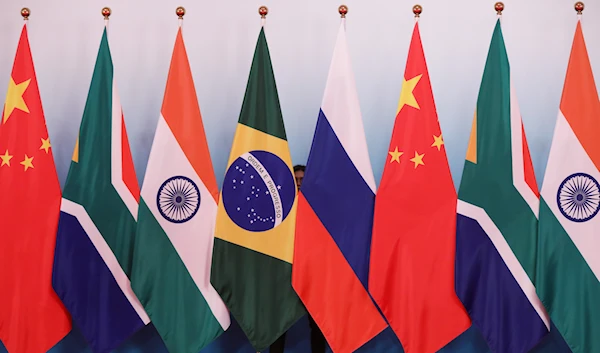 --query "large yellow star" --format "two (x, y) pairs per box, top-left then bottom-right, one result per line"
(40, 137), (52, 153)
(388, 146), (403, 163)
(0, 150), (12, 167)
(409, 151), (425, 169)
(20, 154), (34, 171)
(3, 77), (31, 124)
(397, 74), (422, 113)
(432, 134), (444, 151)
